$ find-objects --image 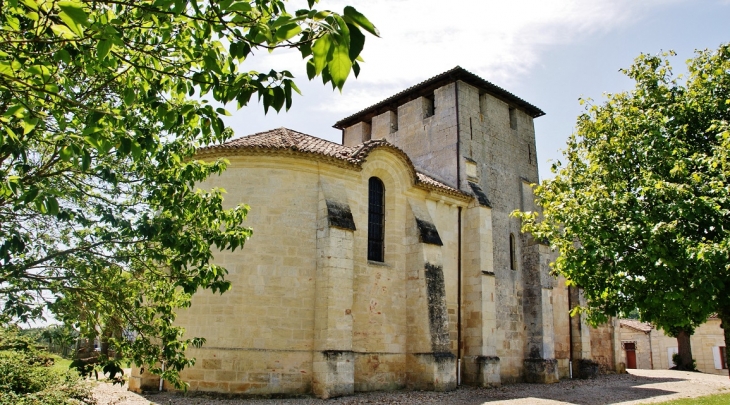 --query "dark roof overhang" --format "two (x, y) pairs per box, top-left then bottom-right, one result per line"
(333, 66), (545, 130)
